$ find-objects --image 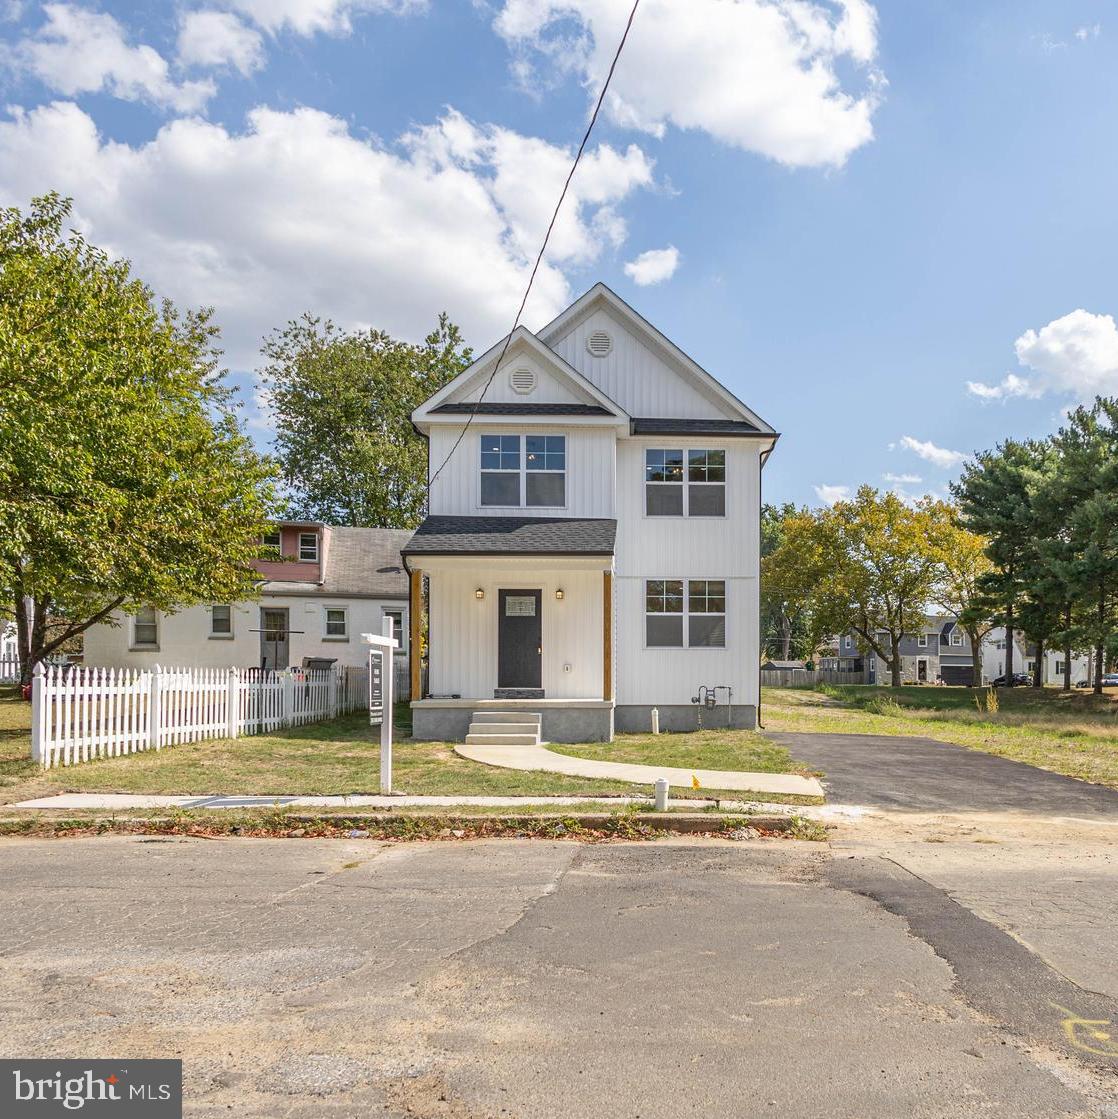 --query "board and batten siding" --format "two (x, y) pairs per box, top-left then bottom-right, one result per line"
(427, 566), (604, 699)
(549, 308), (735, 420)
(426, 424), (616, 519)
(612, 437), (762, 708)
